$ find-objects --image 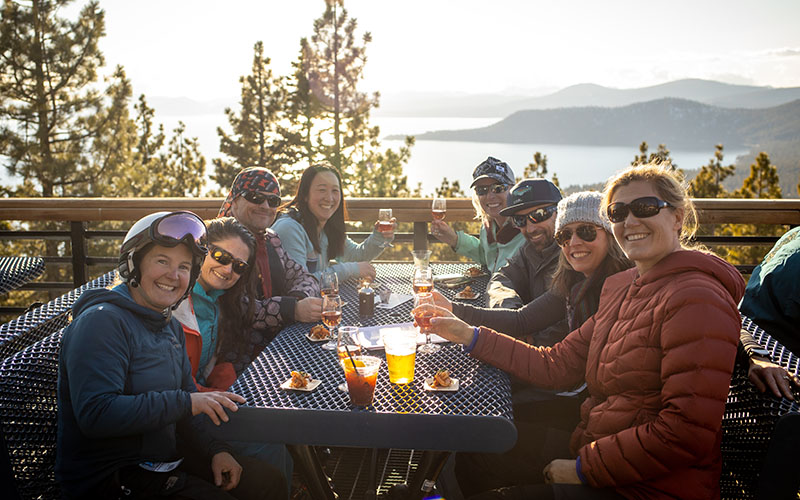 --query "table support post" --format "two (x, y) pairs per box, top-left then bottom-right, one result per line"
(413, 222), (428, 251)
(408, 450), (450, 500)
(289, 445), (338, 500)
(70, 221), (88, 288)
